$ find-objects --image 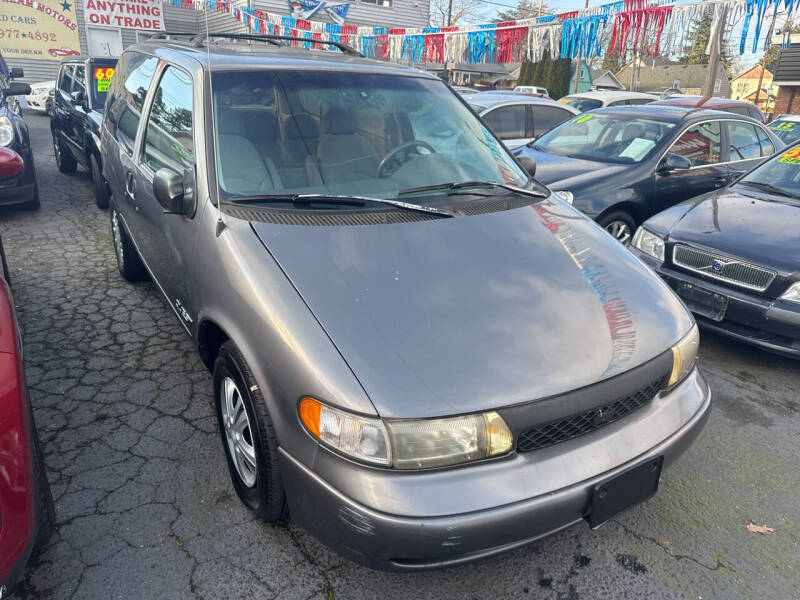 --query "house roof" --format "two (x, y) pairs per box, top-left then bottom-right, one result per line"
(774, 43), (800, 84)
(615, 63), (730, 93)
(592, 70), (625, 89)
(731, 65), (773, 81)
